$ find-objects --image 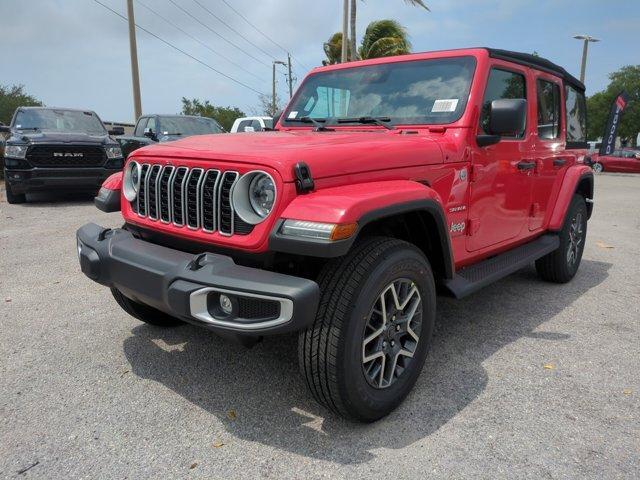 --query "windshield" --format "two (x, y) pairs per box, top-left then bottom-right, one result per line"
(14, 109), (106, 134)
(158, 116), (223, 135)
(284, 56), (476, 126)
